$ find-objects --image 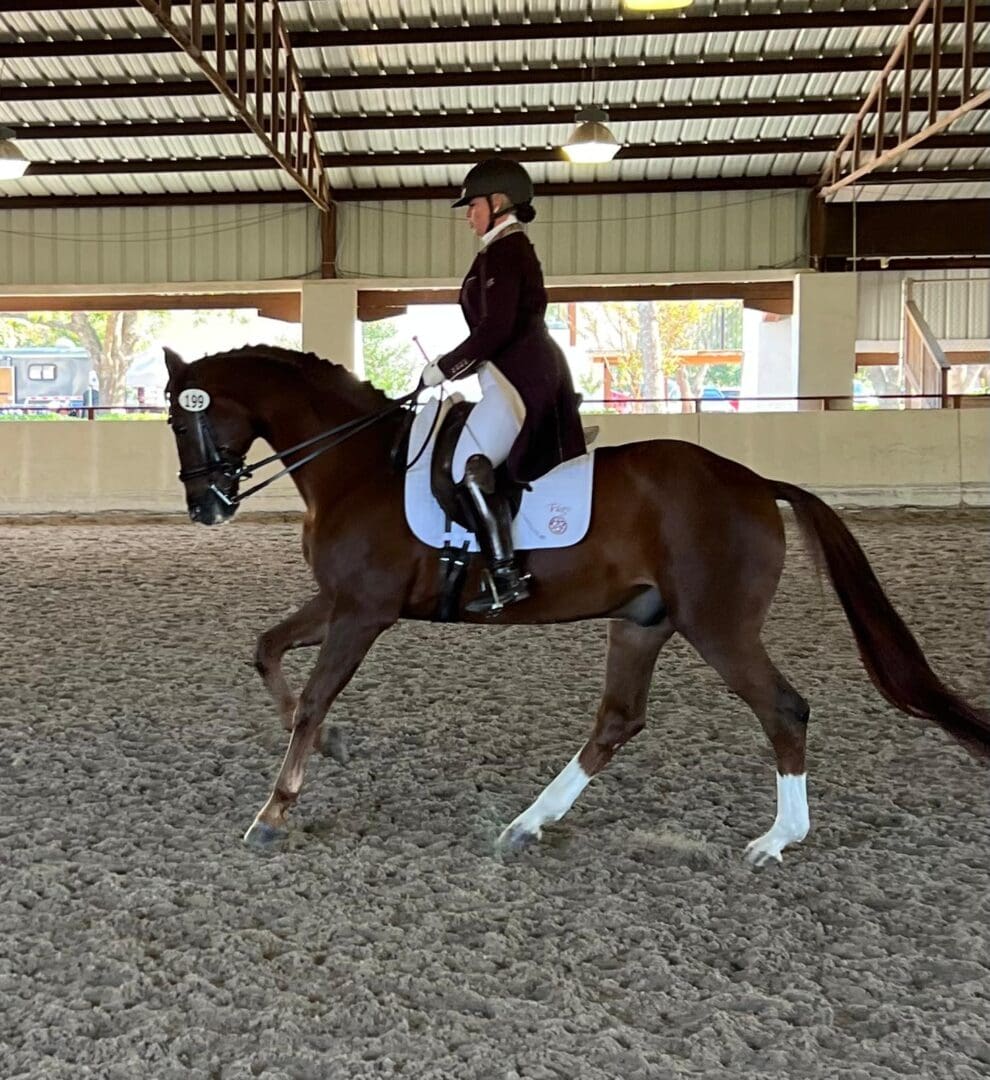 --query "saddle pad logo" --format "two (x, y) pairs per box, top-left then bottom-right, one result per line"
(548, 503), (571, 535)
